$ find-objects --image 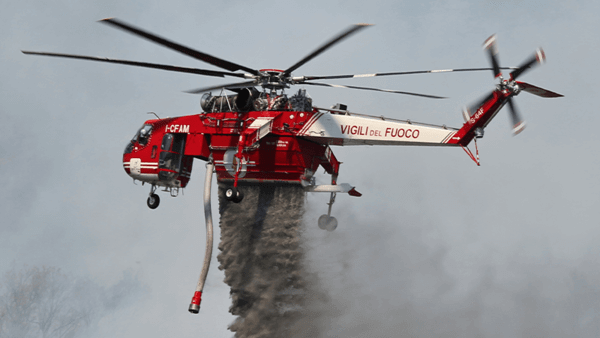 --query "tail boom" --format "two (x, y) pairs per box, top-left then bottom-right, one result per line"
(299, 110), (460, 147)
(446, 89), (508, 146)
